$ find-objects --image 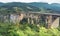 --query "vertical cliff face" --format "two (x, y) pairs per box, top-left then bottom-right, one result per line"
(10, 13), (24, 23)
